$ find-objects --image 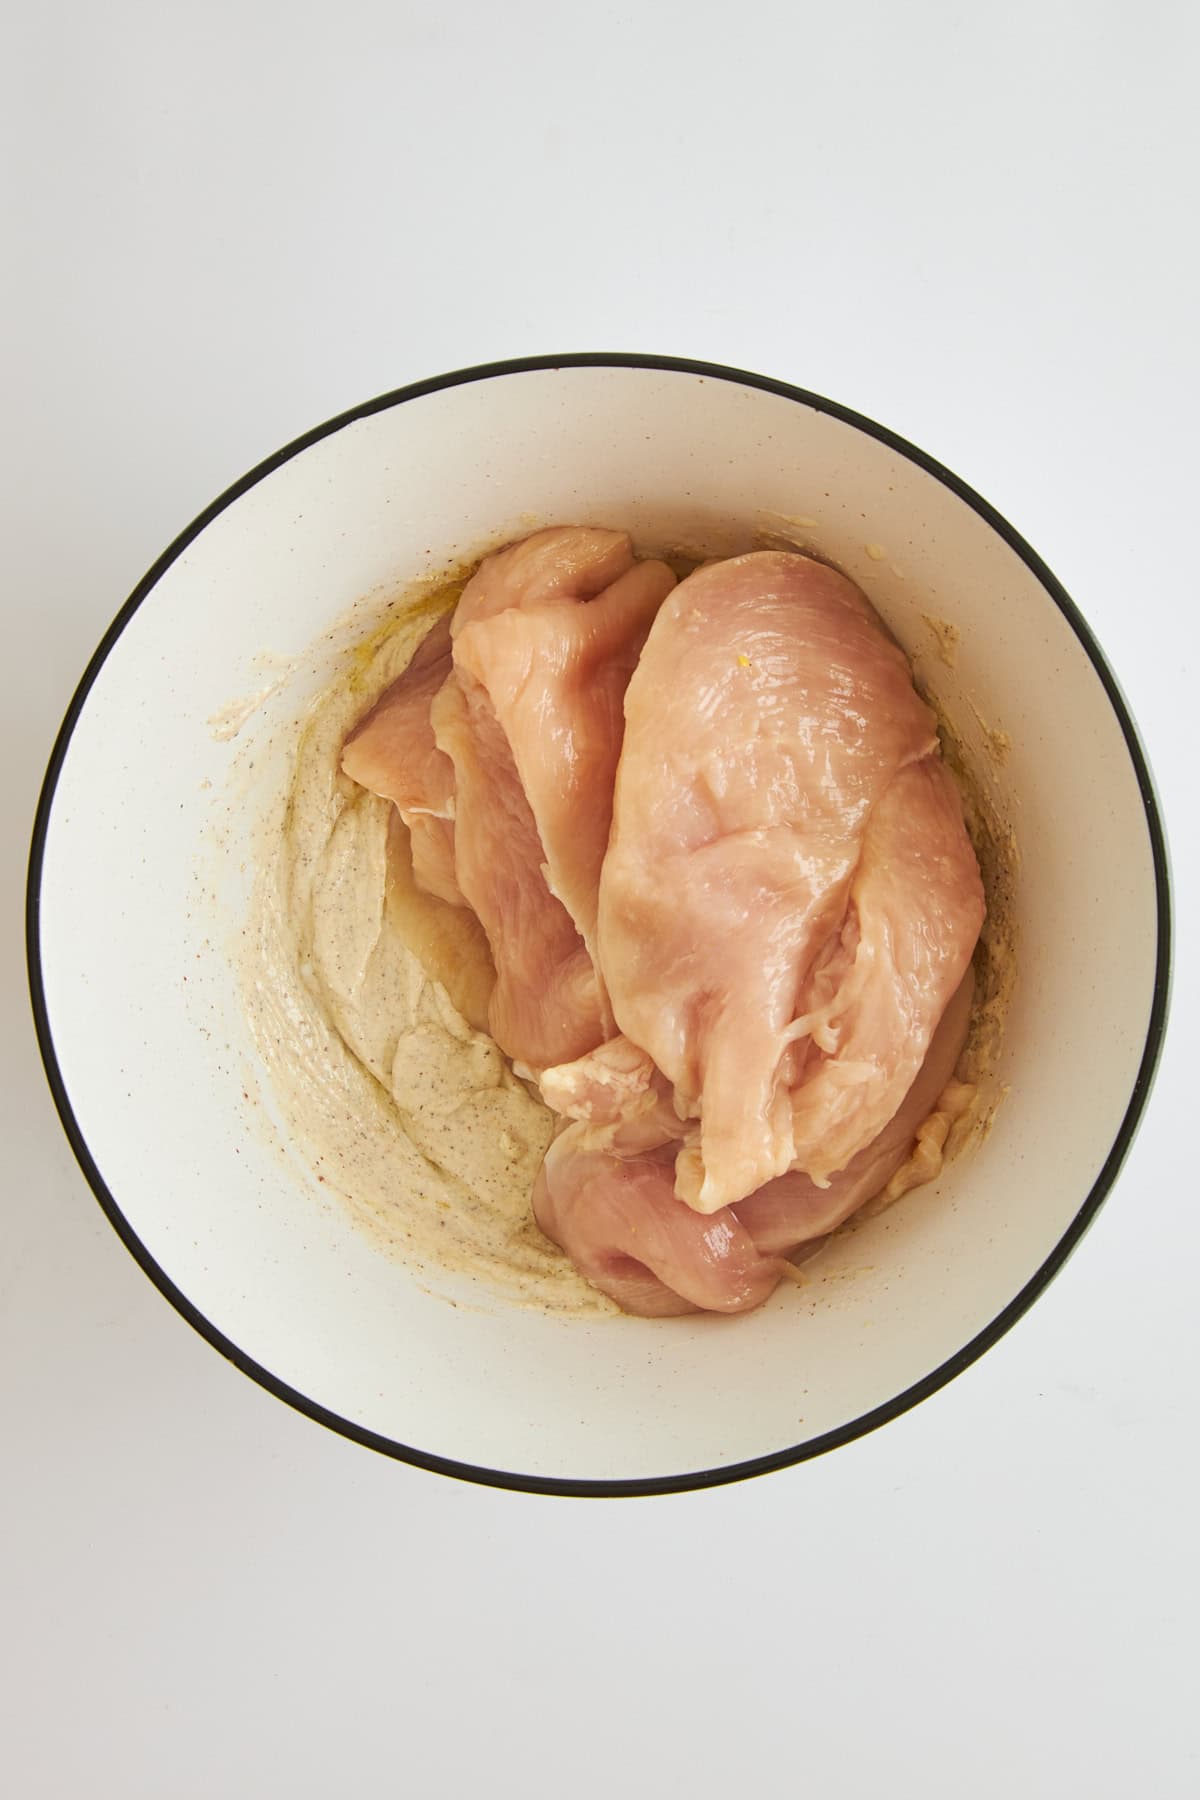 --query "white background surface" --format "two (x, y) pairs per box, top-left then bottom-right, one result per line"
(3, 3), (1196, 1795)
